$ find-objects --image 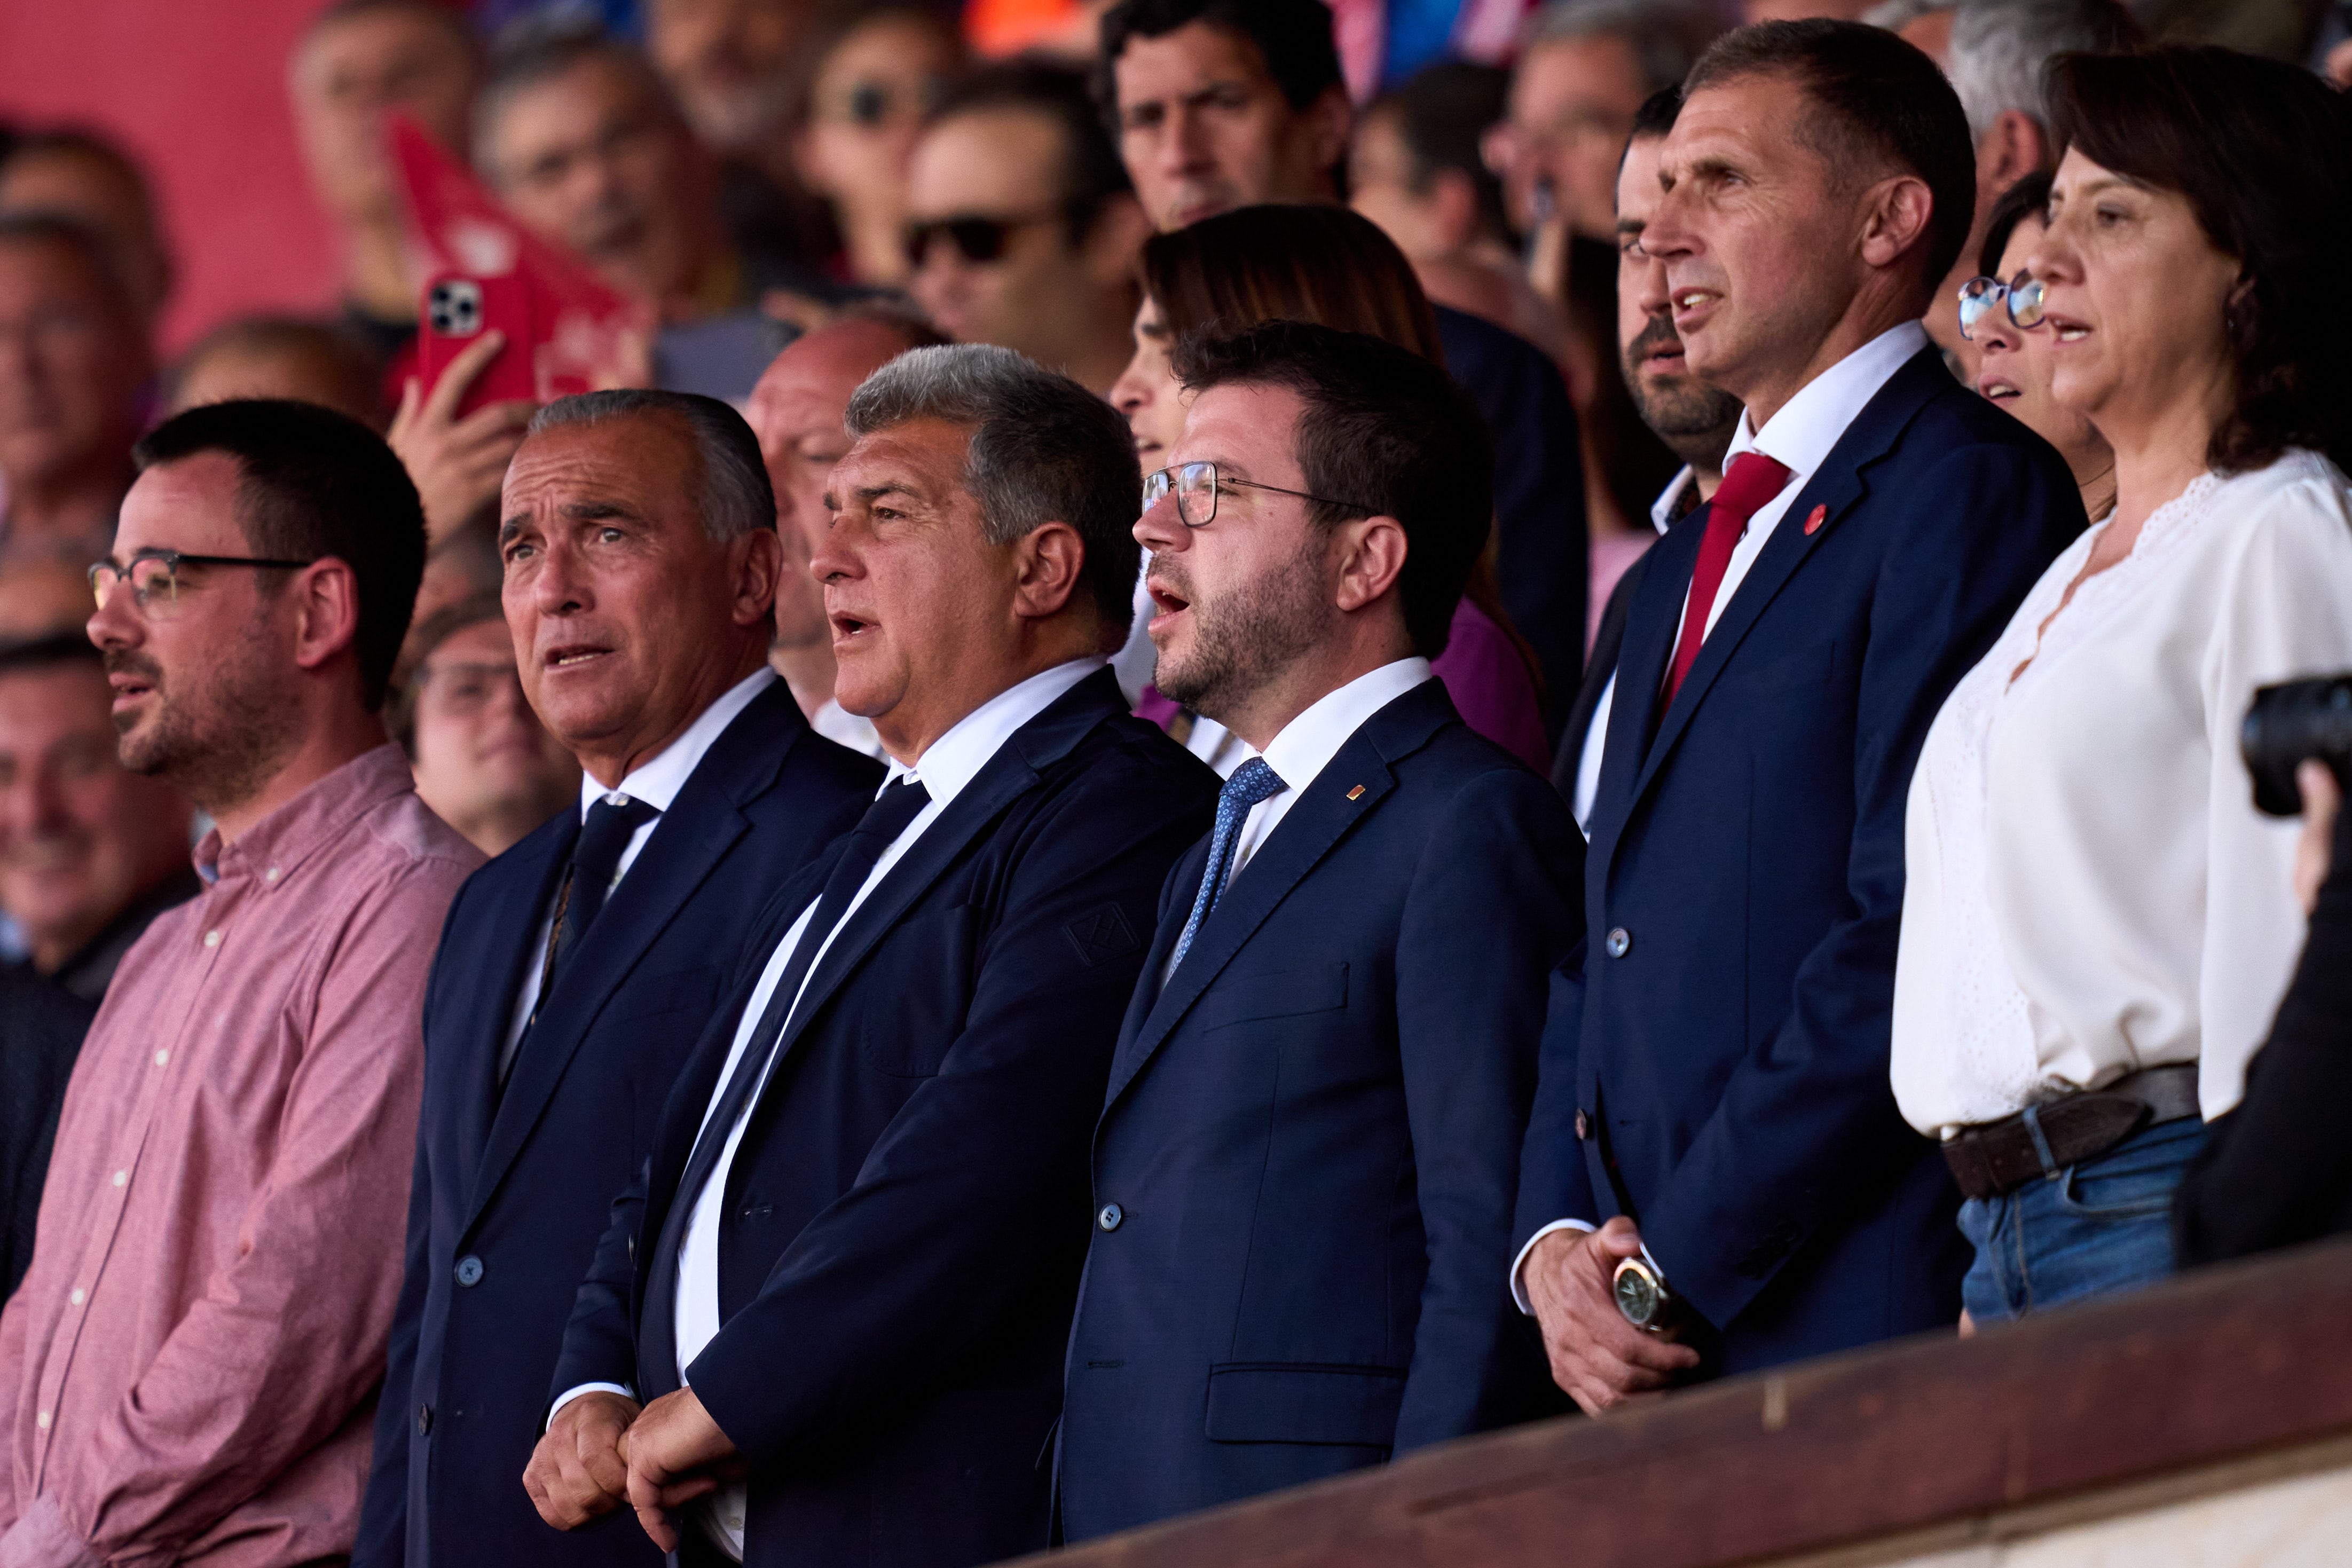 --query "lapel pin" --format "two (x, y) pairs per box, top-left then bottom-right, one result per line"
(1803, 505), (1828, 536)
(1346, 785), (1366, 801)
